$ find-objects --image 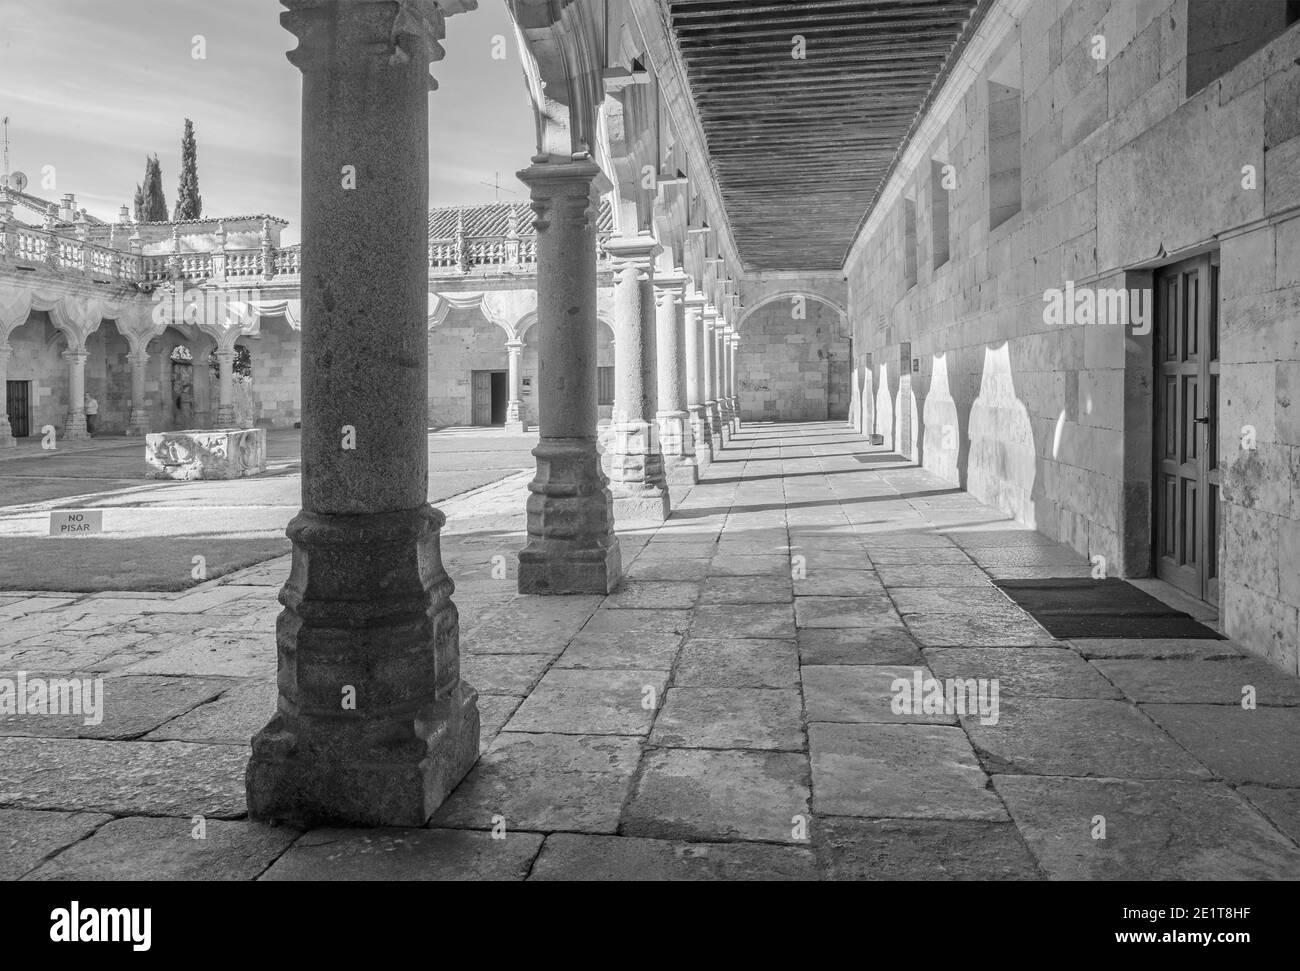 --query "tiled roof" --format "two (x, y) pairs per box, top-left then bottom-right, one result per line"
(427, 198), (613, 239)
